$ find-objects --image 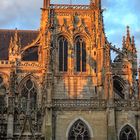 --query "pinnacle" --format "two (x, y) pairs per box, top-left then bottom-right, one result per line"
(126, 26), (130, 39)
